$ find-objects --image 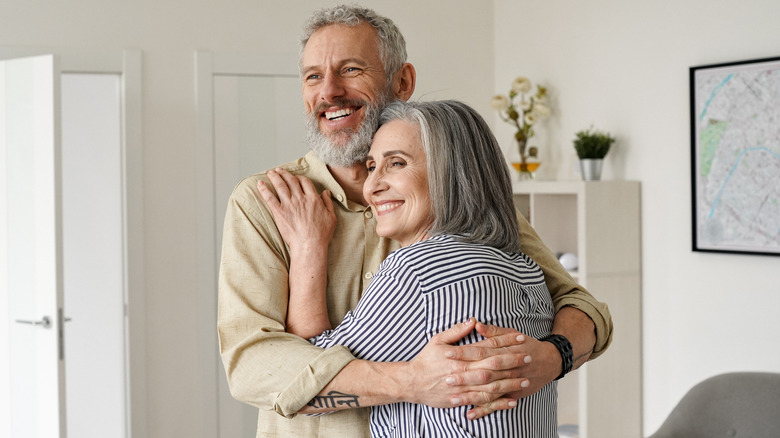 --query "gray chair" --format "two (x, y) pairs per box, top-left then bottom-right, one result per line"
(649, 372), (780, 438)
